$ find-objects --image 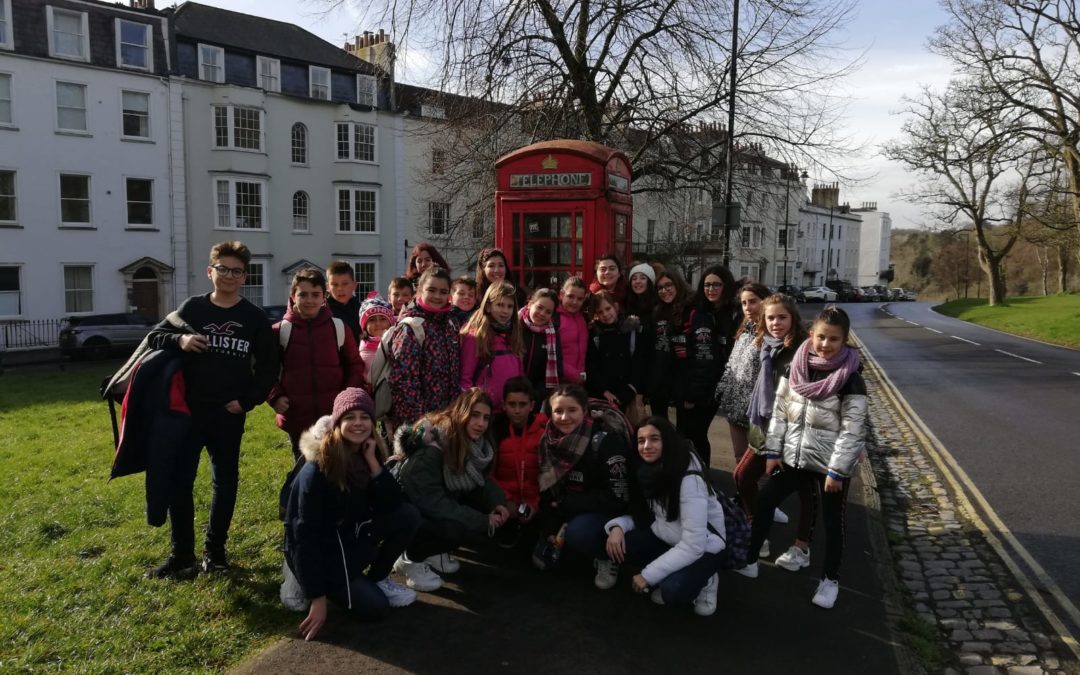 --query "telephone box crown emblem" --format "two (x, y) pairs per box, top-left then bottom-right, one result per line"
(541, 155), (559, 170)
